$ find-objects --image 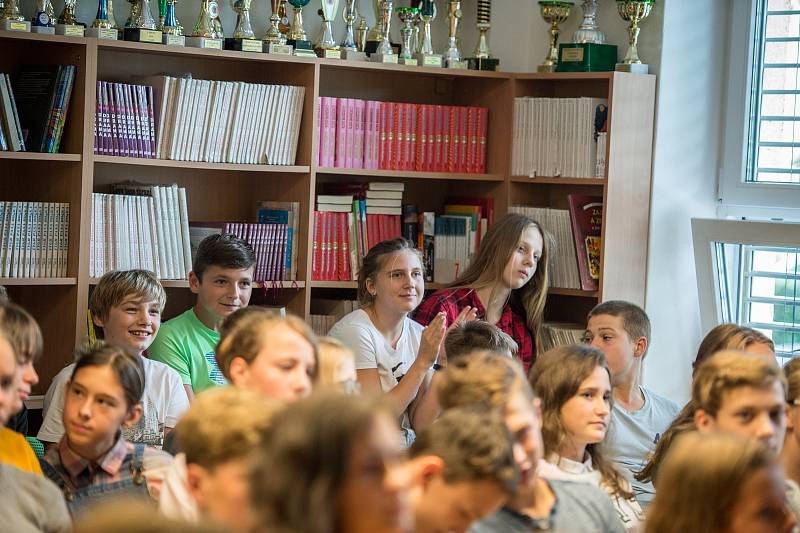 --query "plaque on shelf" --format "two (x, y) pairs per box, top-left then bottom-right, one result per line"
(2, 19), (31, 32)
(163, 33), (186, 45)
(264, 42), (294, 54)
(86, 27), (119, 39)
(55, 24), (85, 36)
(124, 28), (164, 43)
(225, 37), (263, 52)
(185, 36), (223, 48)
